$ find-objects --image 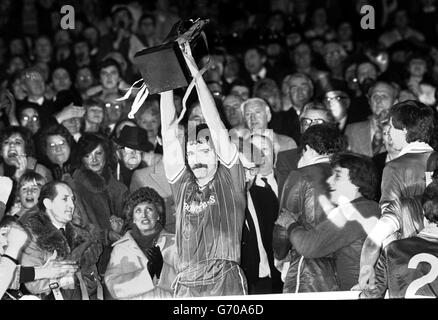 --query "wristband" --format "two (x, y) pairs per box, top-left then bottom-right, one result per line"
(2, 254), (19, 265)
